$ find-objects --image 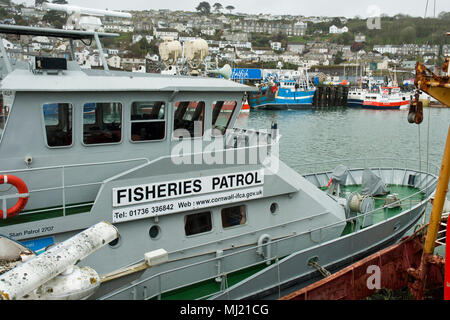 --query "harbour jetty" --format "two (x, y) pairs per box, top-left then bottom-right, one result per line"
(313, 85), (349, 108)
